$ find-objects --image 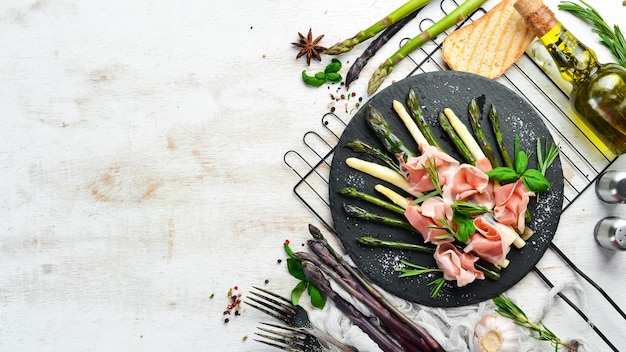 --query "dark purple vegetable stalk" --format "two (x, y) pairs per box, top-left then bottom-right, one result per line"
(300, 260), (407, 352)
(345, 8), (422, 88)
(296, 247), (428, 352)
(308, 224), (444, 352)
